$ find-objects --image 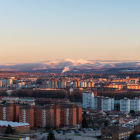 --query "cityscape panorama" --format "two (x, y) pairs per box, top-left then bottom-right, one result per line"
(0, 1), (140, 140)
